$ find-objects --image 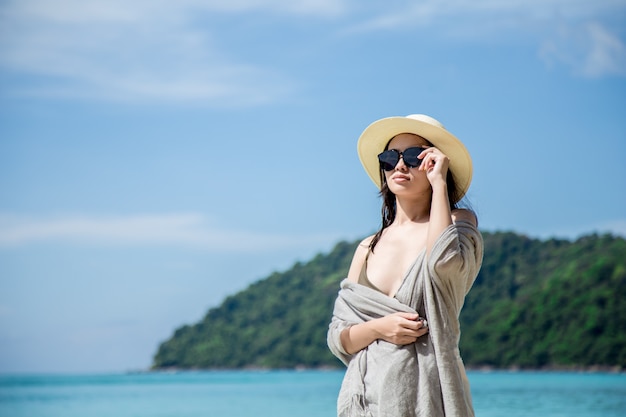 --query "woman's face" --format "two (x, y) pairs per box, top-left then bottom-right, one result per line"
(383, 133), (432, 197)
